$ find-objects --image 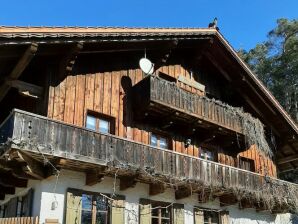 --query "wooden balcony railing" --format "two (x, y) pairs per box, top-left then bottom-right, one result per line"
(0, 110), (297, 212)
(133, 75), (243, 133)
(132, 75), (271, 157)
